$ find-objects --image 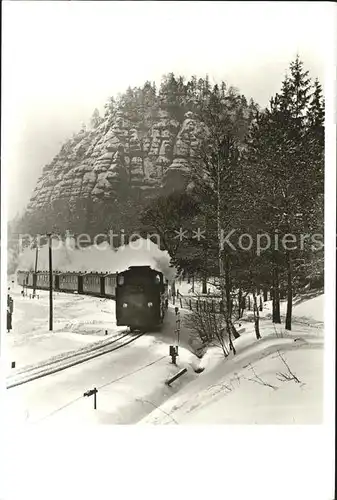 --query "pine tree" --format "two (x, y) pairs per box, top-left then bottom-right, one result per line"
(246, 56), (323, 330)
(104, 96), (116, 117)
(90, 108), (101, 128)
